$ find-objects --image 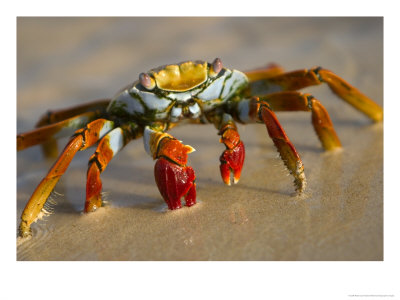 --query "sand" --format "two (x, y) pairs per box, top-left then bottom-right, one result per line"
(17, 17), (383, 261)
